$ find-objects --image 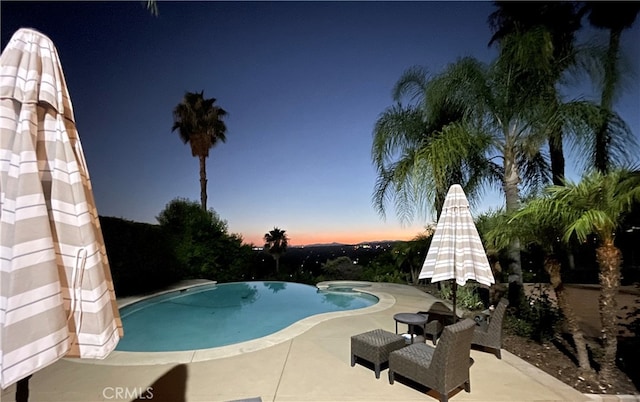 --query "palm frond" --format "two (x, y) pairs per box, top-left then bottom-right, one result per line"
(392, 66), (431, 106)
(372, 104), (425, 167)
(427, 57), (490, 122)
(518, 149), (551, 194)
(563, 40), (608, 90)
(372, 151), (429, 223)
(561, 100), (637, 171)
(144, 0), (158, 16)
(523, 169), (640, 244)
(172, 91), (228, 158)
